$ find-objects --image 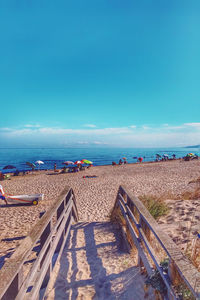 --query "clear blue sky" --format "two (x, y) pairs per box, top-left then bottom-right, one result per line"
(0, 1), (200, 147)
